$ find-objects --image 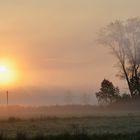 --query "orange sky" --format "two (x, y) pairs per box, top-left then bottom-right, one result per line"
(0, 0), (140, 92)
